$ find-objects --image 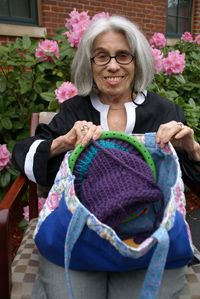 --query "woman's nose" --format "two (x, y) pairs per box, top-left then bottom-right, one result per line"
(106, 58), (120, 71)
